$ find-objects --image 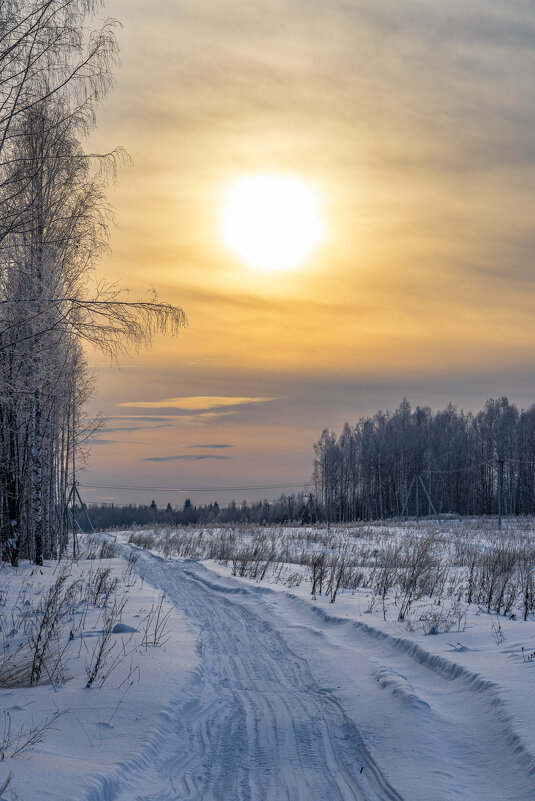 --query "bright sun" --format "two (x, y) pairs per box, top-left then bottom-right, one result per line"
(221, 174), (325, 272)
